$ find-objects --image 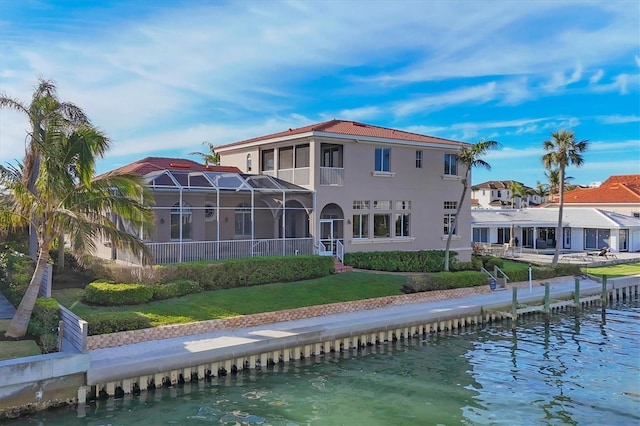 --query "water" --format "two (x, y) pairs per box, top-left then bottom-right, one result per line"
(9, 300), (640, 425)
